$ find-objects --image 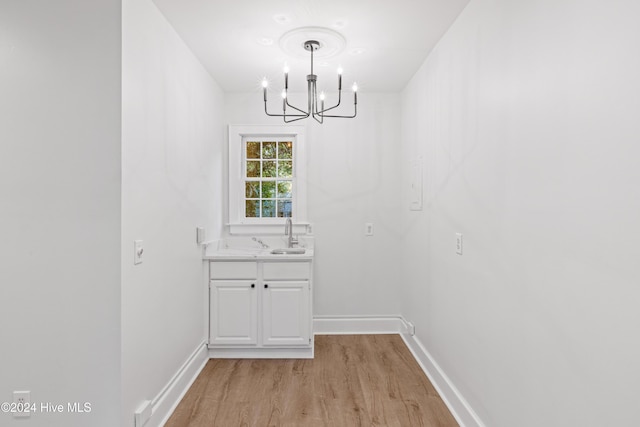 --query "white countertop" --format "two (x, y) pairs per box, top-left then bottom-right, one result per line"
(203, 247), (314, 261)
(203, 237), (315, 261)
